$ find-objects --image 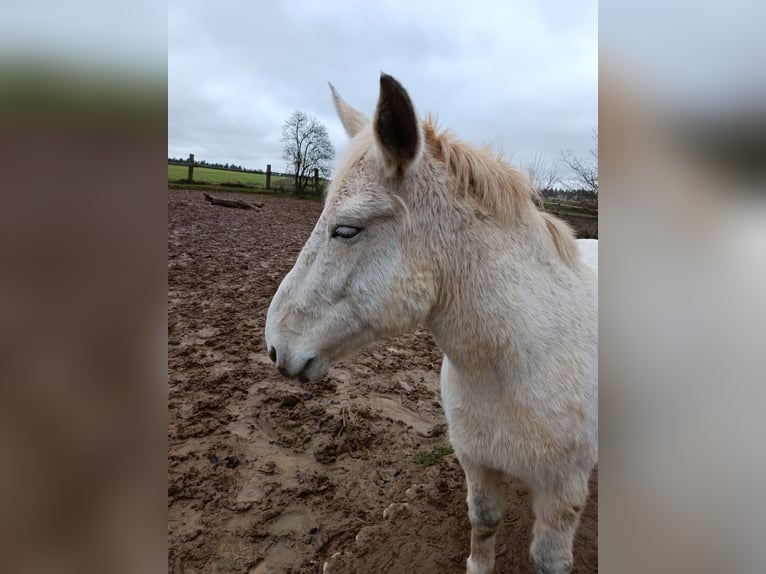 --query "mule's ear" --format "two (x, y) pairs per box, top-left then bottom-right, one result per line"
(329, 82), (369, 138)
(373, 73), (422, 177)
